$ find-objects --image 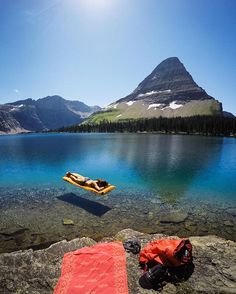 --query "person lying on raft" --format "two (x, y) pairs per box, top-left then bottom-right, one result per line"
(66, 172), (108, 191)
